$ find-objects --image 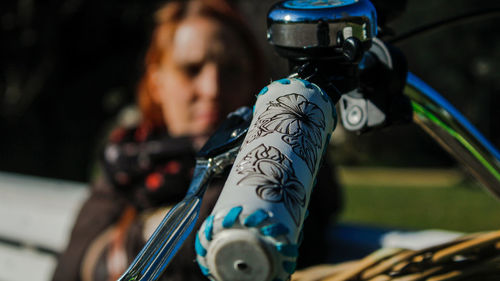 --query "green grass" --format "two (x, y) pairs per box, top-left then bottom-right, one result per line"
(339, 183), (500, 233)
